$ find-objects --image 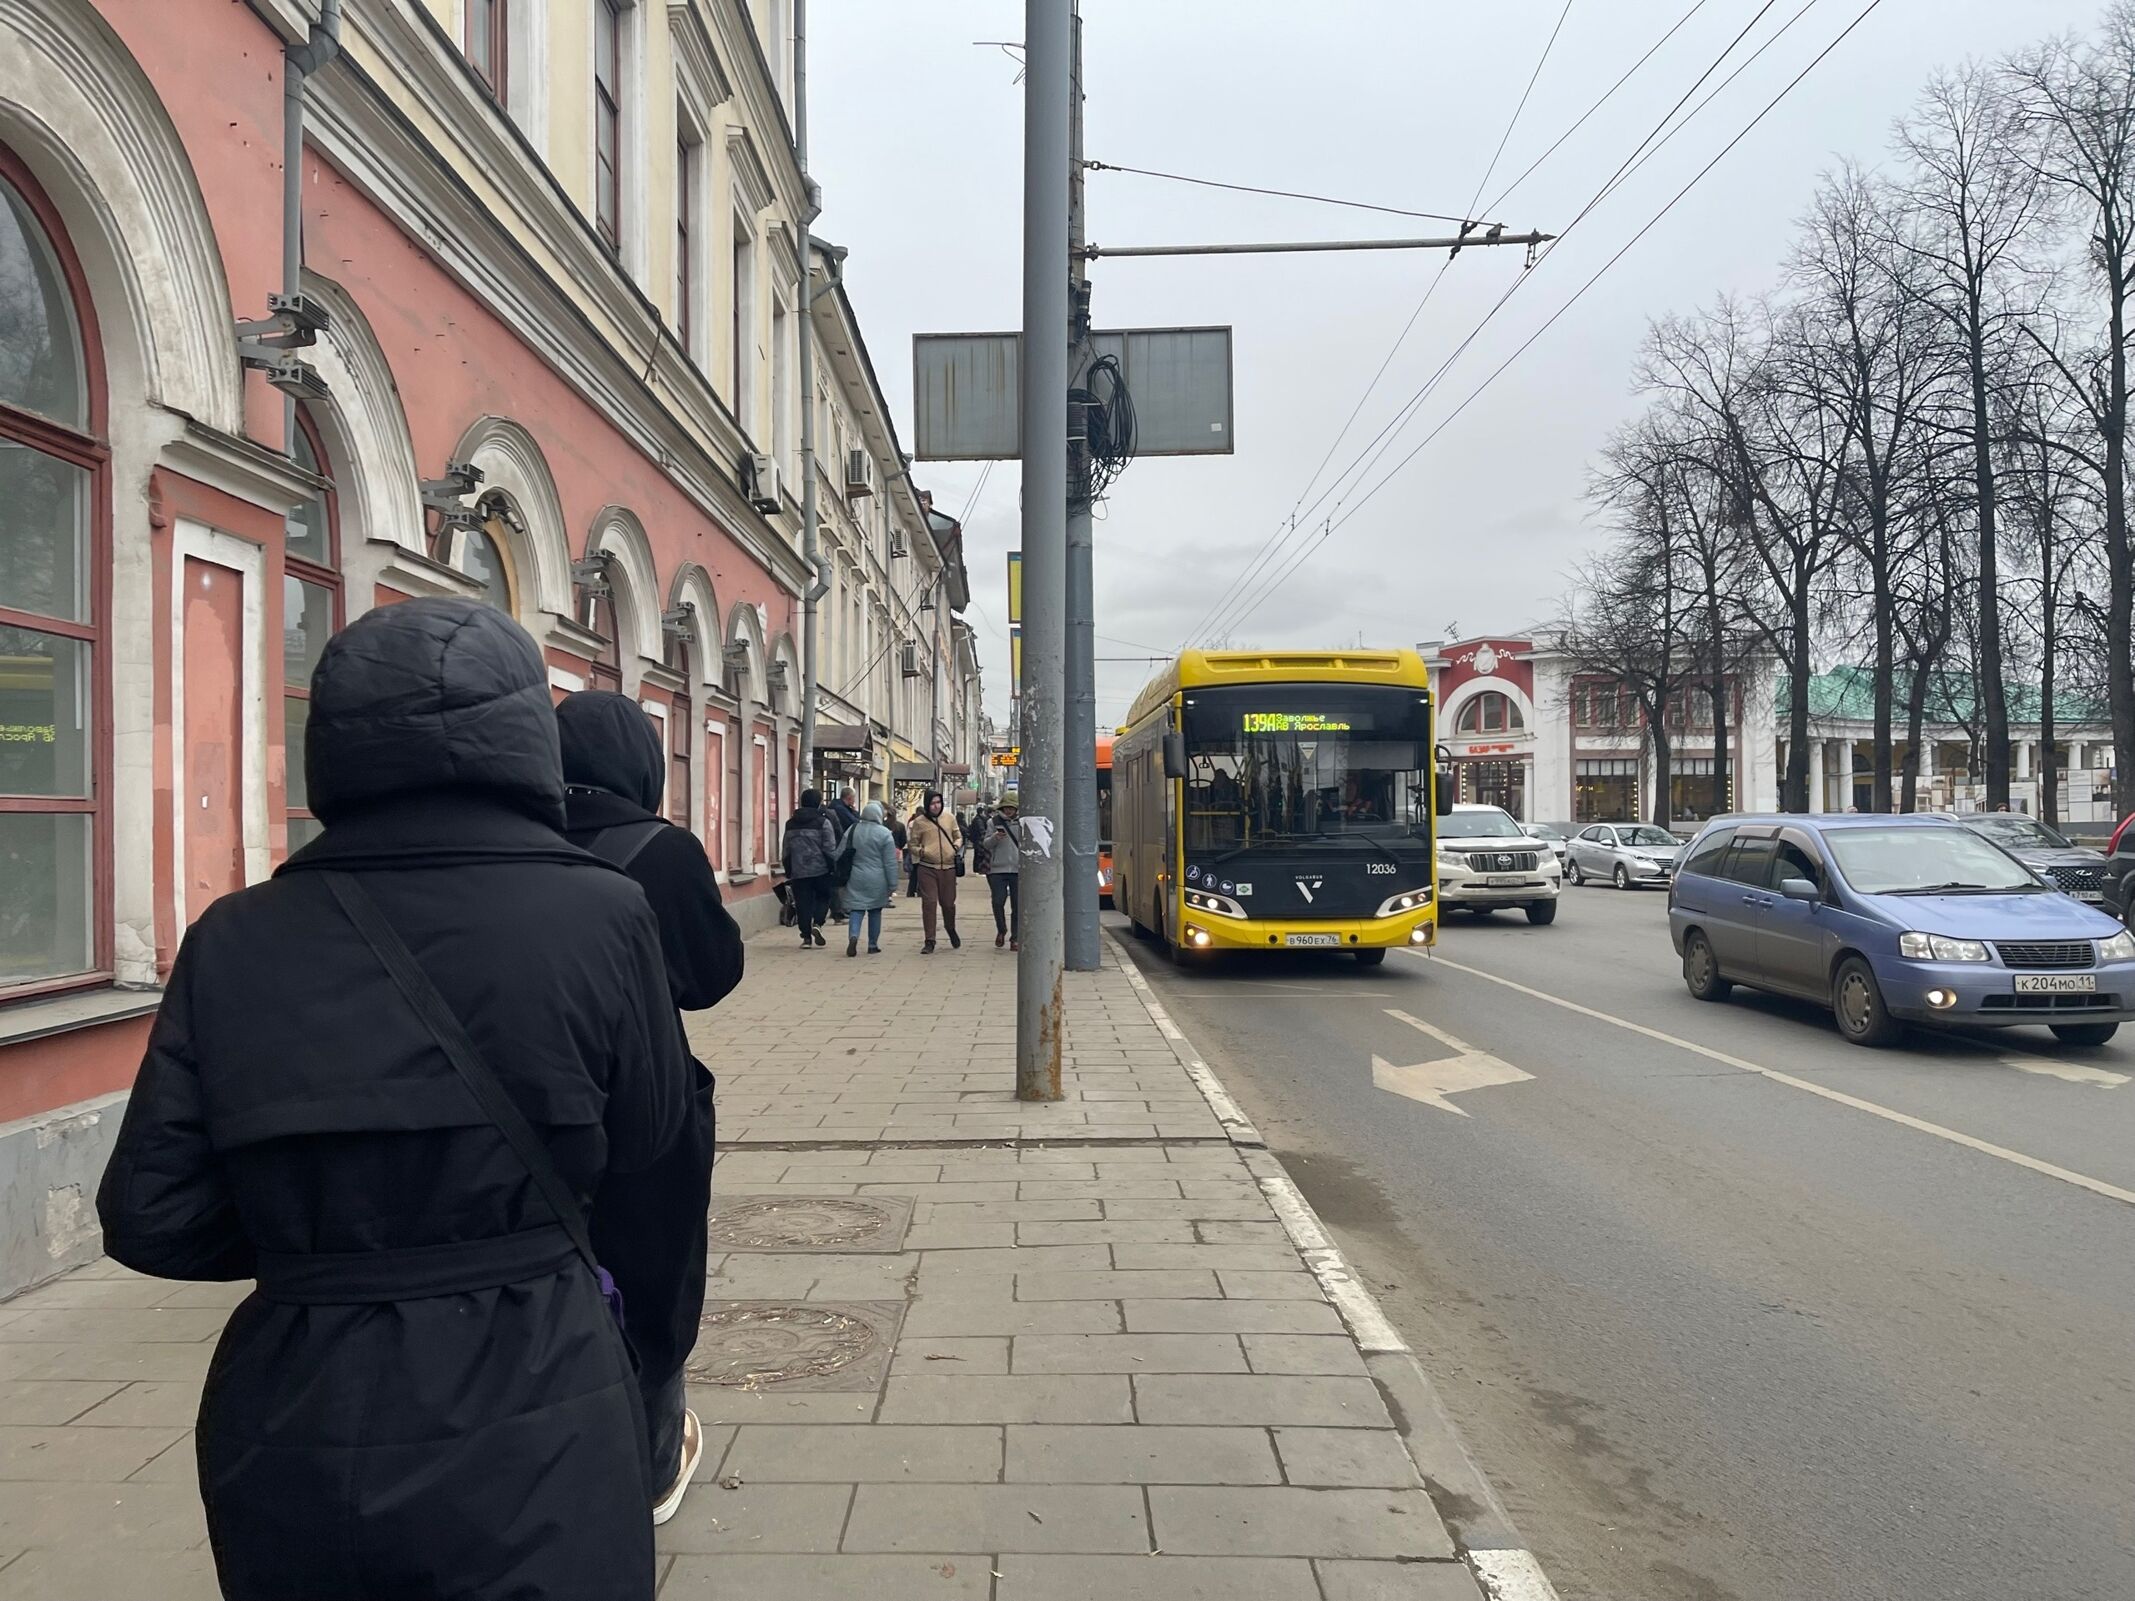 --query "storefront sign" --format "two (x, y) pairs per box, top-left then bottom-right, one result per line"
(1462, 742), (1517, 756)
